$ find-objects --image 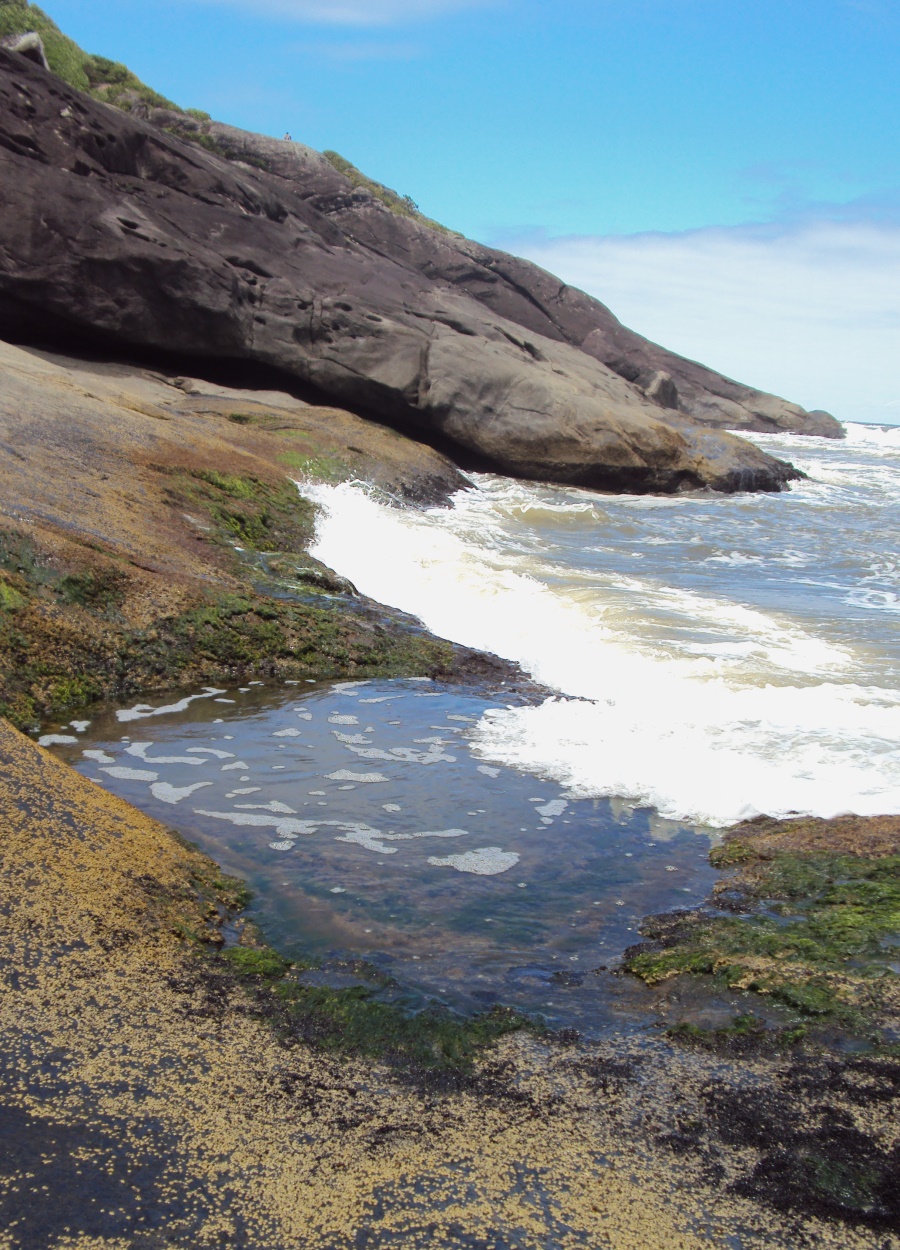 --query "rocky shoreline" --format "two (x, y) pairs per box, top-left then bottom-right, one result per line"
(3, 718), (899, 1247)
(1, 334), (898, 1245)
(0, 38), (838, 497)
(1, 13), (897, 1246)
